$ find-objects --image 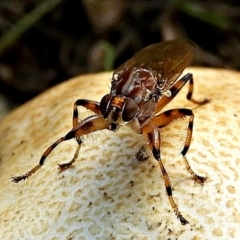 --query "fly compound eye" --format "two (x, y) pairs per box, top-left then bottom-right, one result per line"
(122, 98), (138, 122)
(100, 94), (113, 118)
